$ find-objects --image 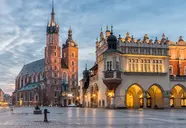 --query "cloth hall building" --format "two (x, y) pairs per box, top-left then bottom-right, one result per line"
(12, 2), (78, 106)
(80, 26), (186, 109)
